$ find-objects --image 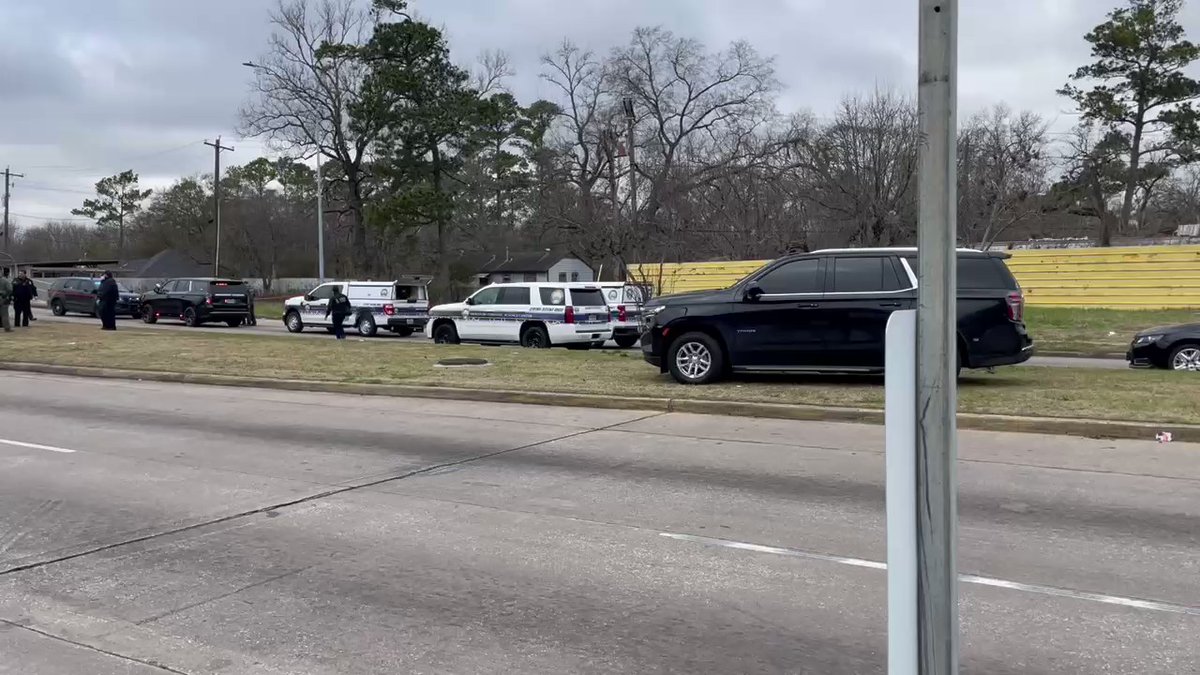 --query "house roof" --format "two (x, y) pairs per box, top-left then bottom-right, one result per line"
(115, 249), (213, 278)
(480, 251), (589, 274)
